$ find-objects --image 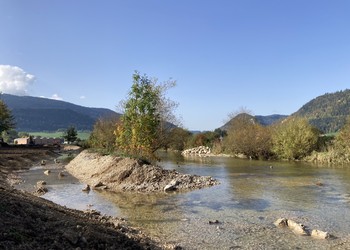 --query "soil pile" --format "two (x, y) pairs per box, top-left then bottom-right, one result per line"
(66, 150), (219, 192)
